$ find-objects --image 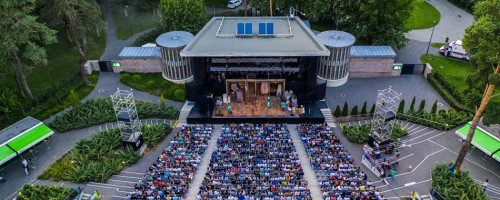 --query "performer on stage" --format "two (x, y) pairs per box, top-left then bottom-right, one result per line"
(227, 106), (233, 115)
(267, 97), (271, 108)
